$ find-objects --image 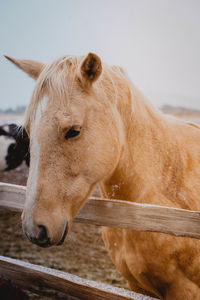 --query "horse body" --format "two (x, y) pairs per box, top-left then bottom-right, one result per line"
(5, 53), (200, 299)
(101, 91), (200, 299)
(100, 80), (200, 299)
